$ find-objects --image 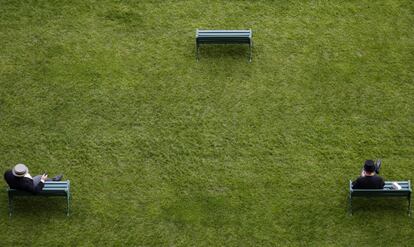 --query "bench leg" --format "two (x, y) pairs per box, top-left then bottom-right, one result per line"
(196, 42), (200, 61)
(249, 41), (252, 62)
(348, 194), (353, 216)
(8, 193), (13, 218)
(66, 193), (70, 217)
(408, 195), (412, 217)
